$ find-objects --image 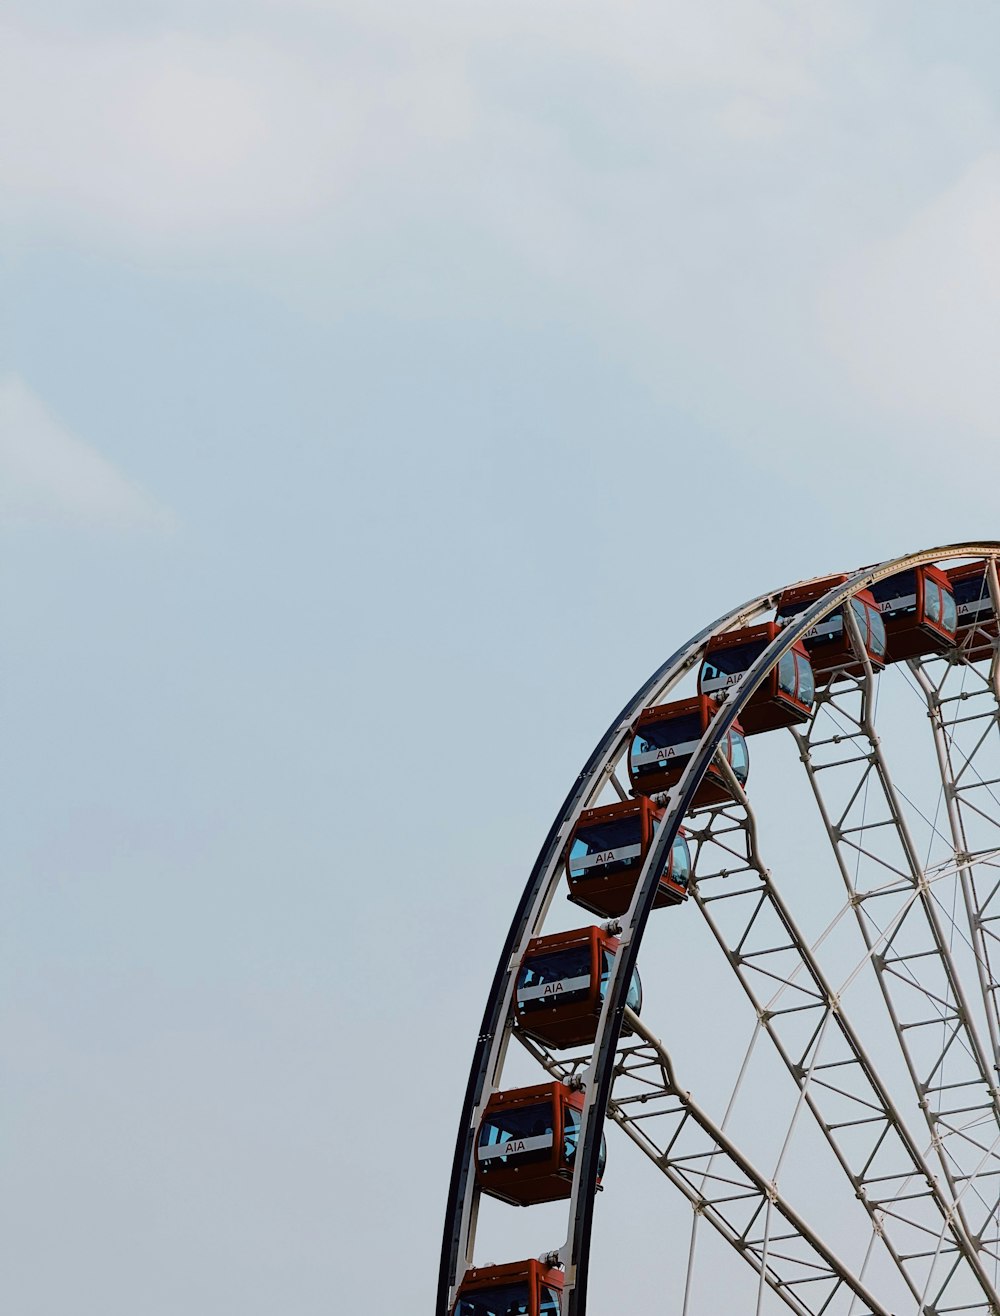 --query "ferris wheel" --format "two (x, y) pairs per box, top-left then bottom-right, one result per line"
(438, 544), (1000, 1316)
